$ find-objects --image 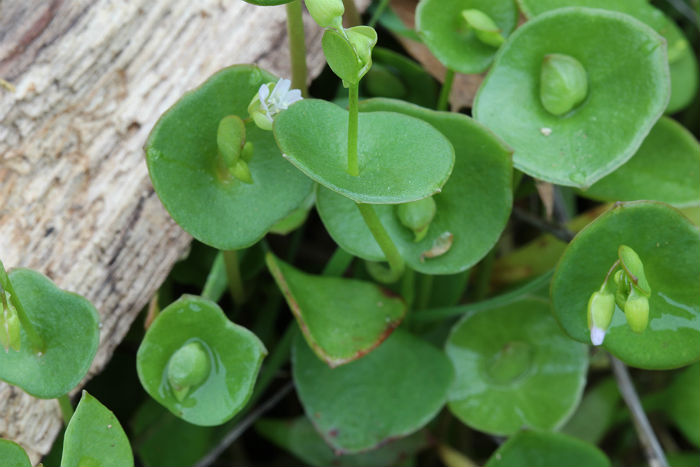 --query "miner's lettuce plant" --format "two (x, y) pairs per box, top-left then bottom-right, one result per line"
(1, 0), (698, 465)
